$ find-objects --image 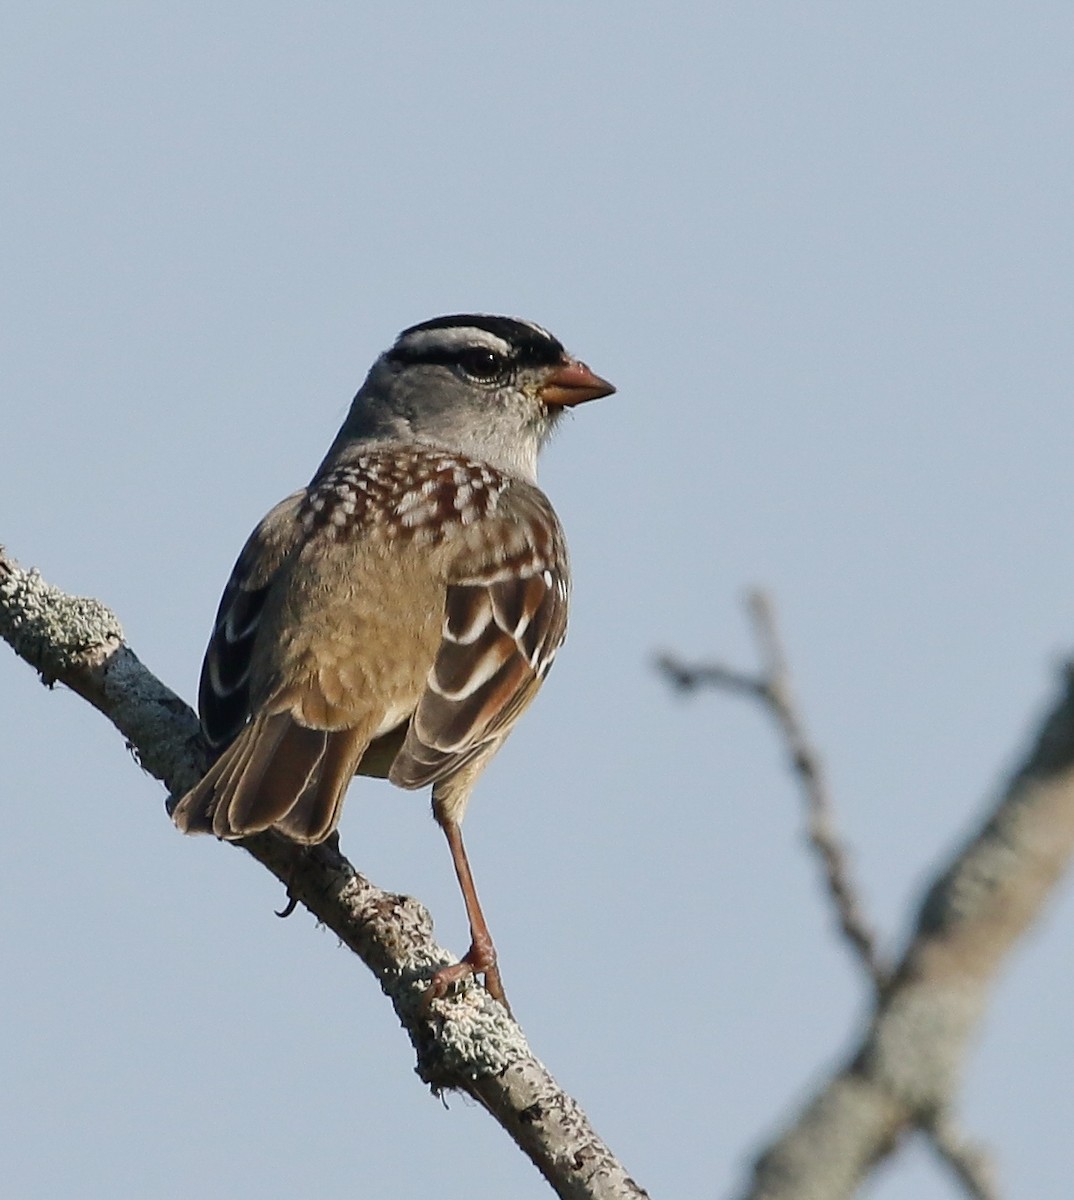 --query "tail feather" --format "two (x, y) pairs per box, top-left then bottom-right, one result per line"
(171, 727), (265, 835)
(220, 714), (327, 836)
(173, 712), (372, 843)
(210, 723), (264, 816)
(275, 728), (370, 843)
